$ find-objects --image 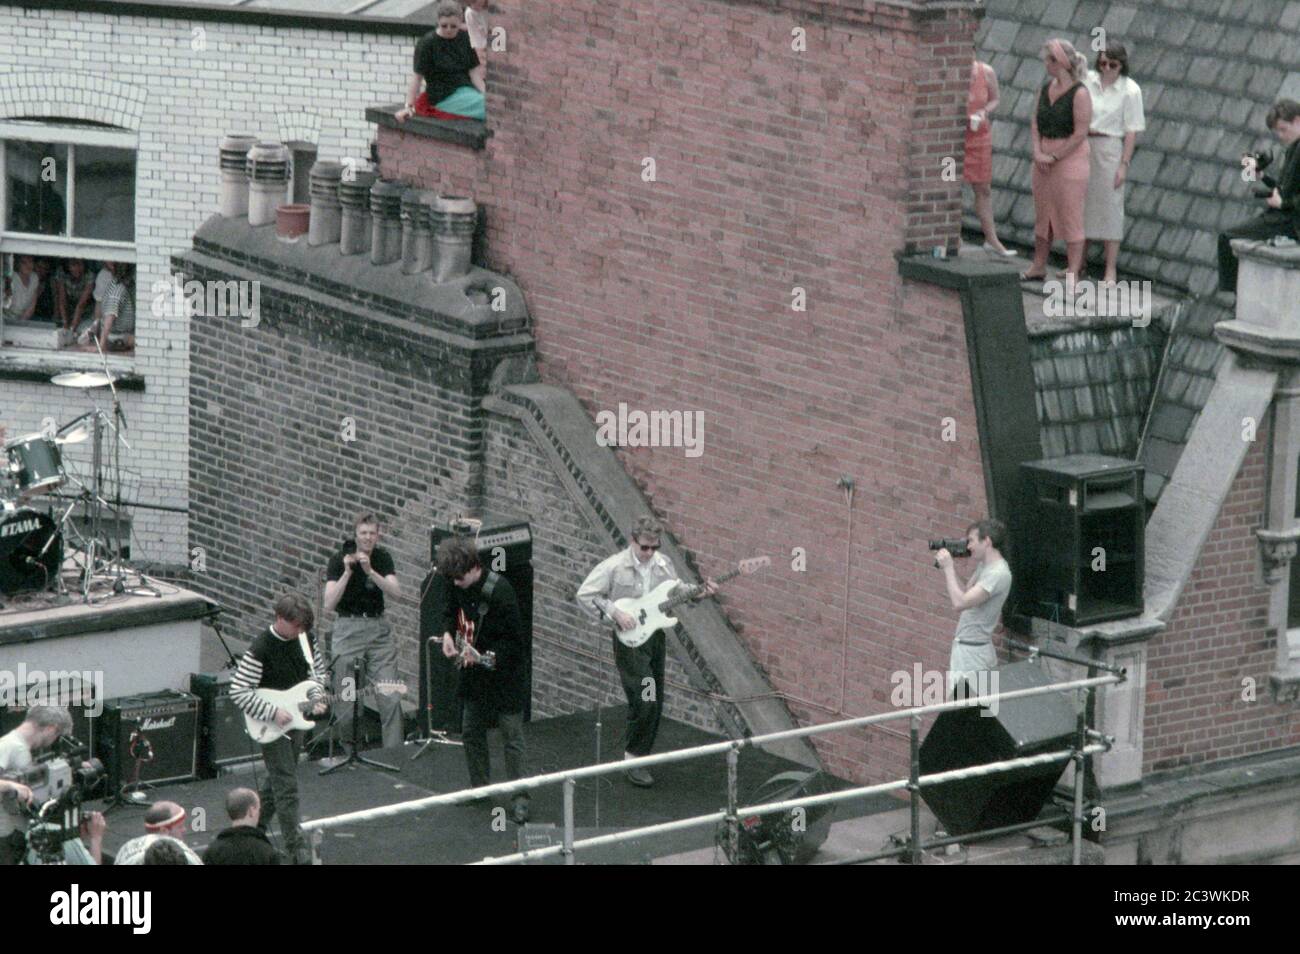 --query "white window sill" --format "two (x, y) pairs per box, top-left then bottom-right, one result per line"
(0, 340), (141, 390)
